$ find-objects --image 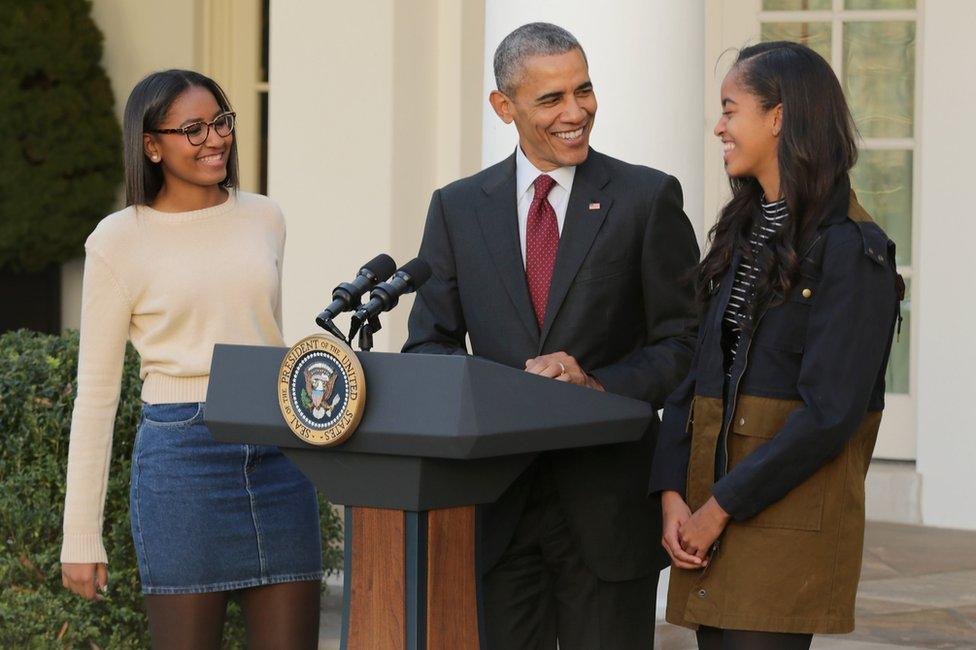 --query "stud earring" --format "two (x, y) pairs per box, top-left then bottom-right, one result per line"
(150, 155), (159, 162)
